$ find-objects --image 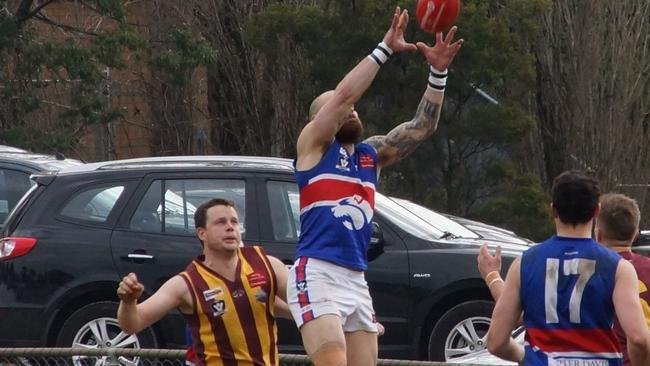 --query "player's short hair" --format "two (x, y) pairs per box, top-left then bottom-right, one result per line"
(552, 170), (600, 225)
(598, 193), (640, 242)
(194, 198), (236, 229)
